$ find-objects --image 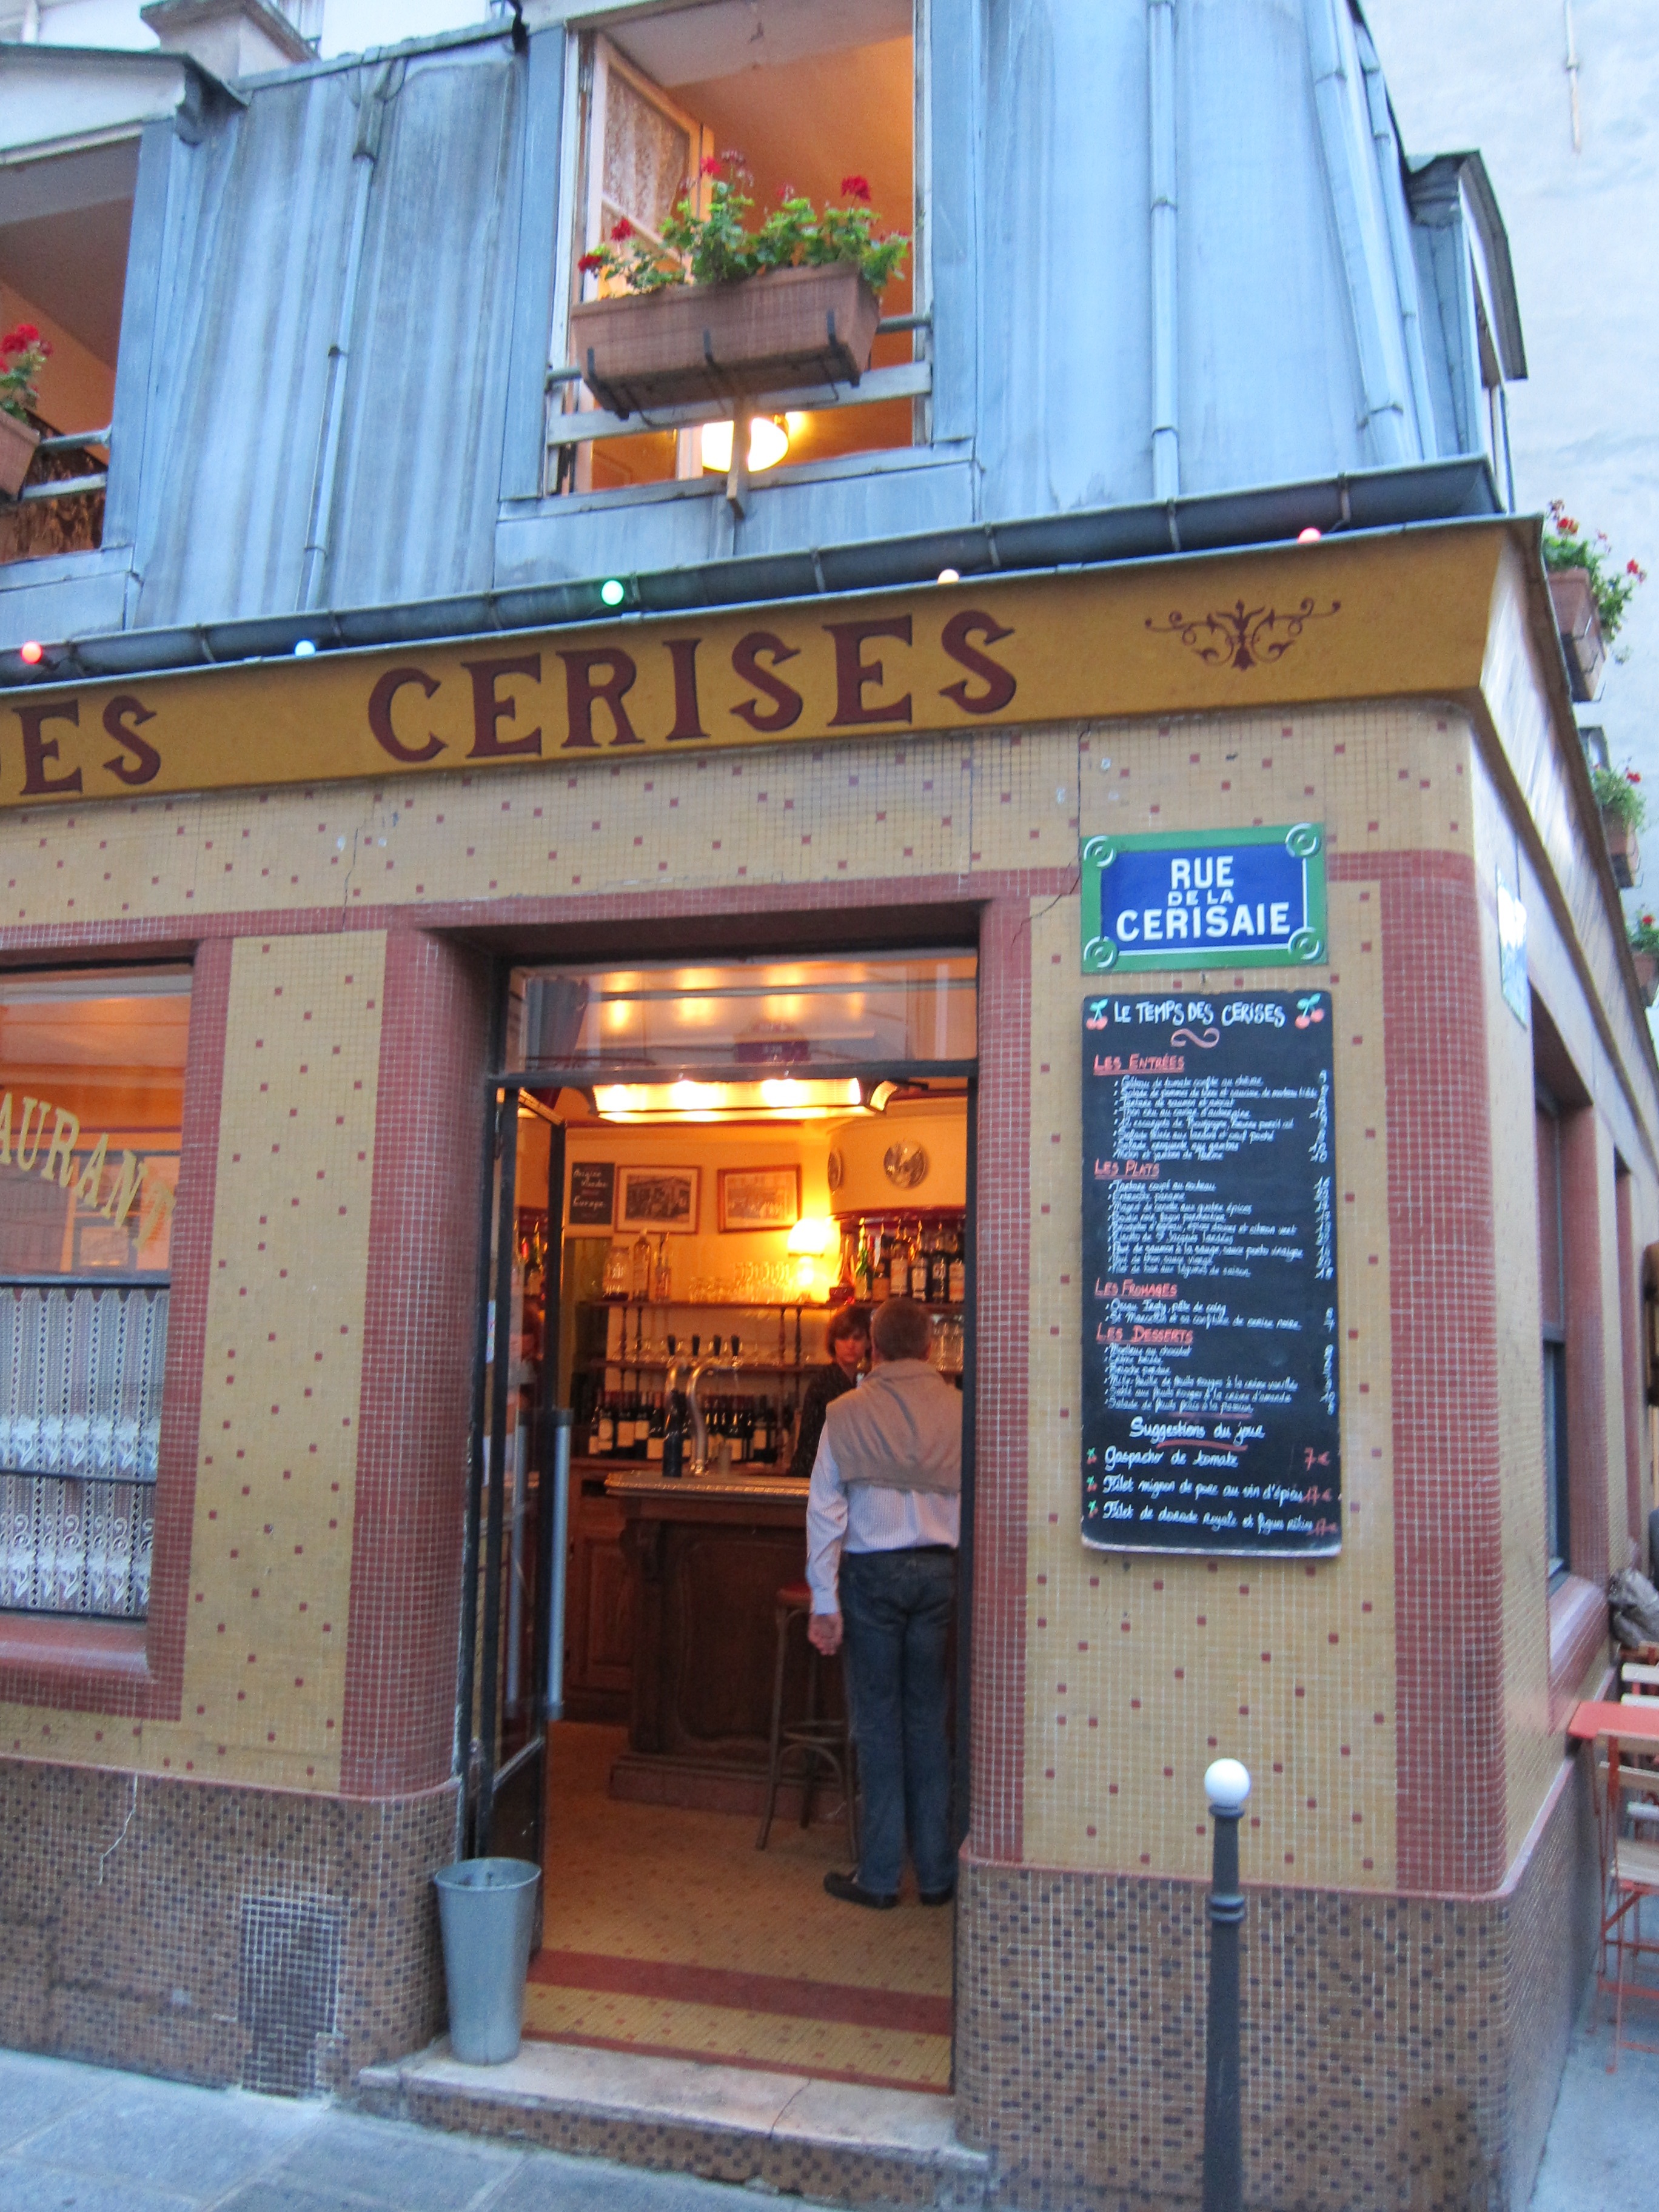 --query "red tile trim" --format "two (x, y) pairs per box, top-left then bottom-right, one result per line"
(528, 1948), (953, 2037)
(1332, 851), (1506, 1893)
(969, 897), (1032, 1865)
(521, 2025), (947, 2097)
(0, 870), (1076, 966)
(340, 933), (493, 1796)
(1559, 1110), (1610, 1587)
(0, 936), (230, 1720)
